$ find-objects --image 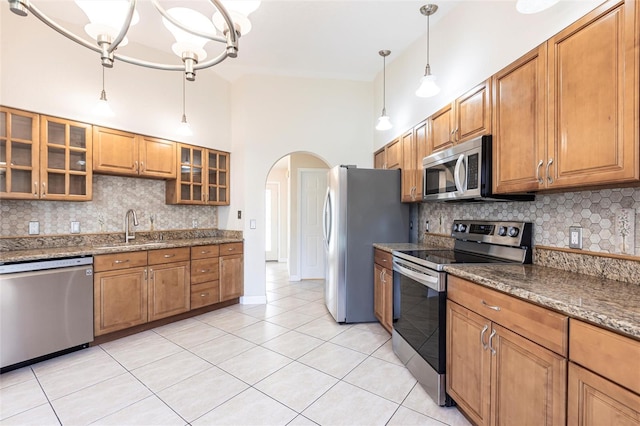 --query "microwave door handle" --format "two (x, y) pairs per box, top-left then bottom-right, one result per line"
(454, 154), (466, 194)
